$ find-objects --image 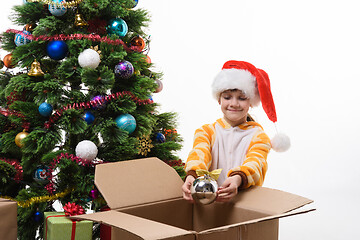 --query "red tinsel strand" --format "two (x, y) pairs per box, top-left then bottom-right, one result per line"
(0, 109), (30, 132)
(0, 158), (23, 181)
(44, 91), (154, 129)
(6, 29), (141, 52)
(166, 159), (185, 167)
(45, 153), (98, 194)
